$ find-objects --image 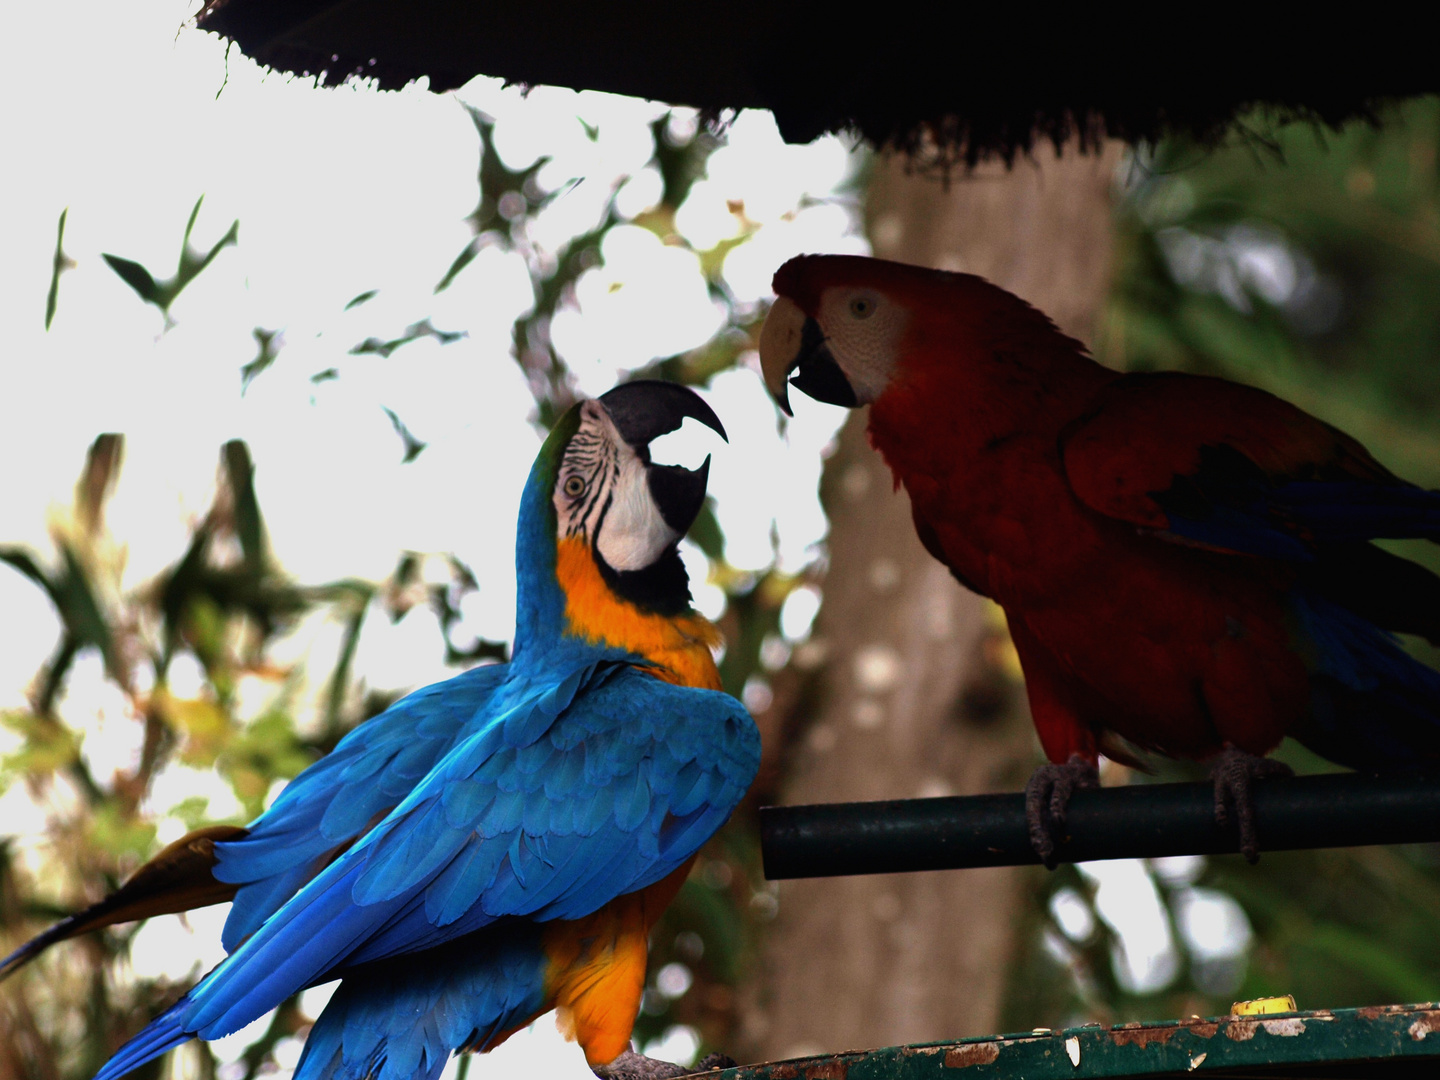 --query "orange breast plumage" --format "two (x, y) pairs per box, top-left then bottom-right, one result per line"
(554, 537), (722, 691)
